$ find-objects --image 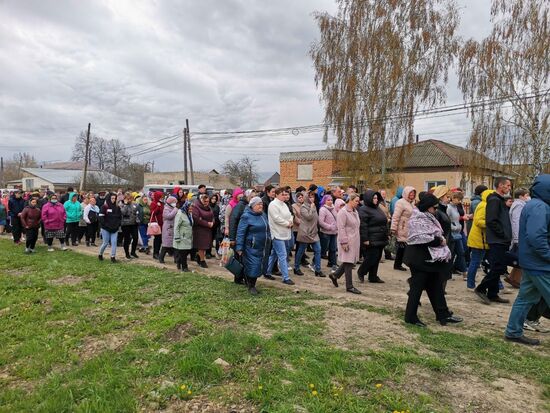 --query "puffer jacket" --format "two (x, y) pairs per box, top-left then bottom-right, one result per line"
(138, 198), (151, 224)
(41, 201), (66, 231)
(161, 204), (178, 247)
(518, 174), (550, 272)
(296, 194), (319, 243)
(99, 197), (121, 233)
(236, 207), (271, 278)
(229, 197), (248, 242)
(358, 190), (389, 247)
(120, 202), (140, 226)
(390, 186), (415, 242)
(20, 205), (41, 228)
(8, 195), (25, 218)
(467, 189), (494, 250)
(486, 191), (513, 245)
